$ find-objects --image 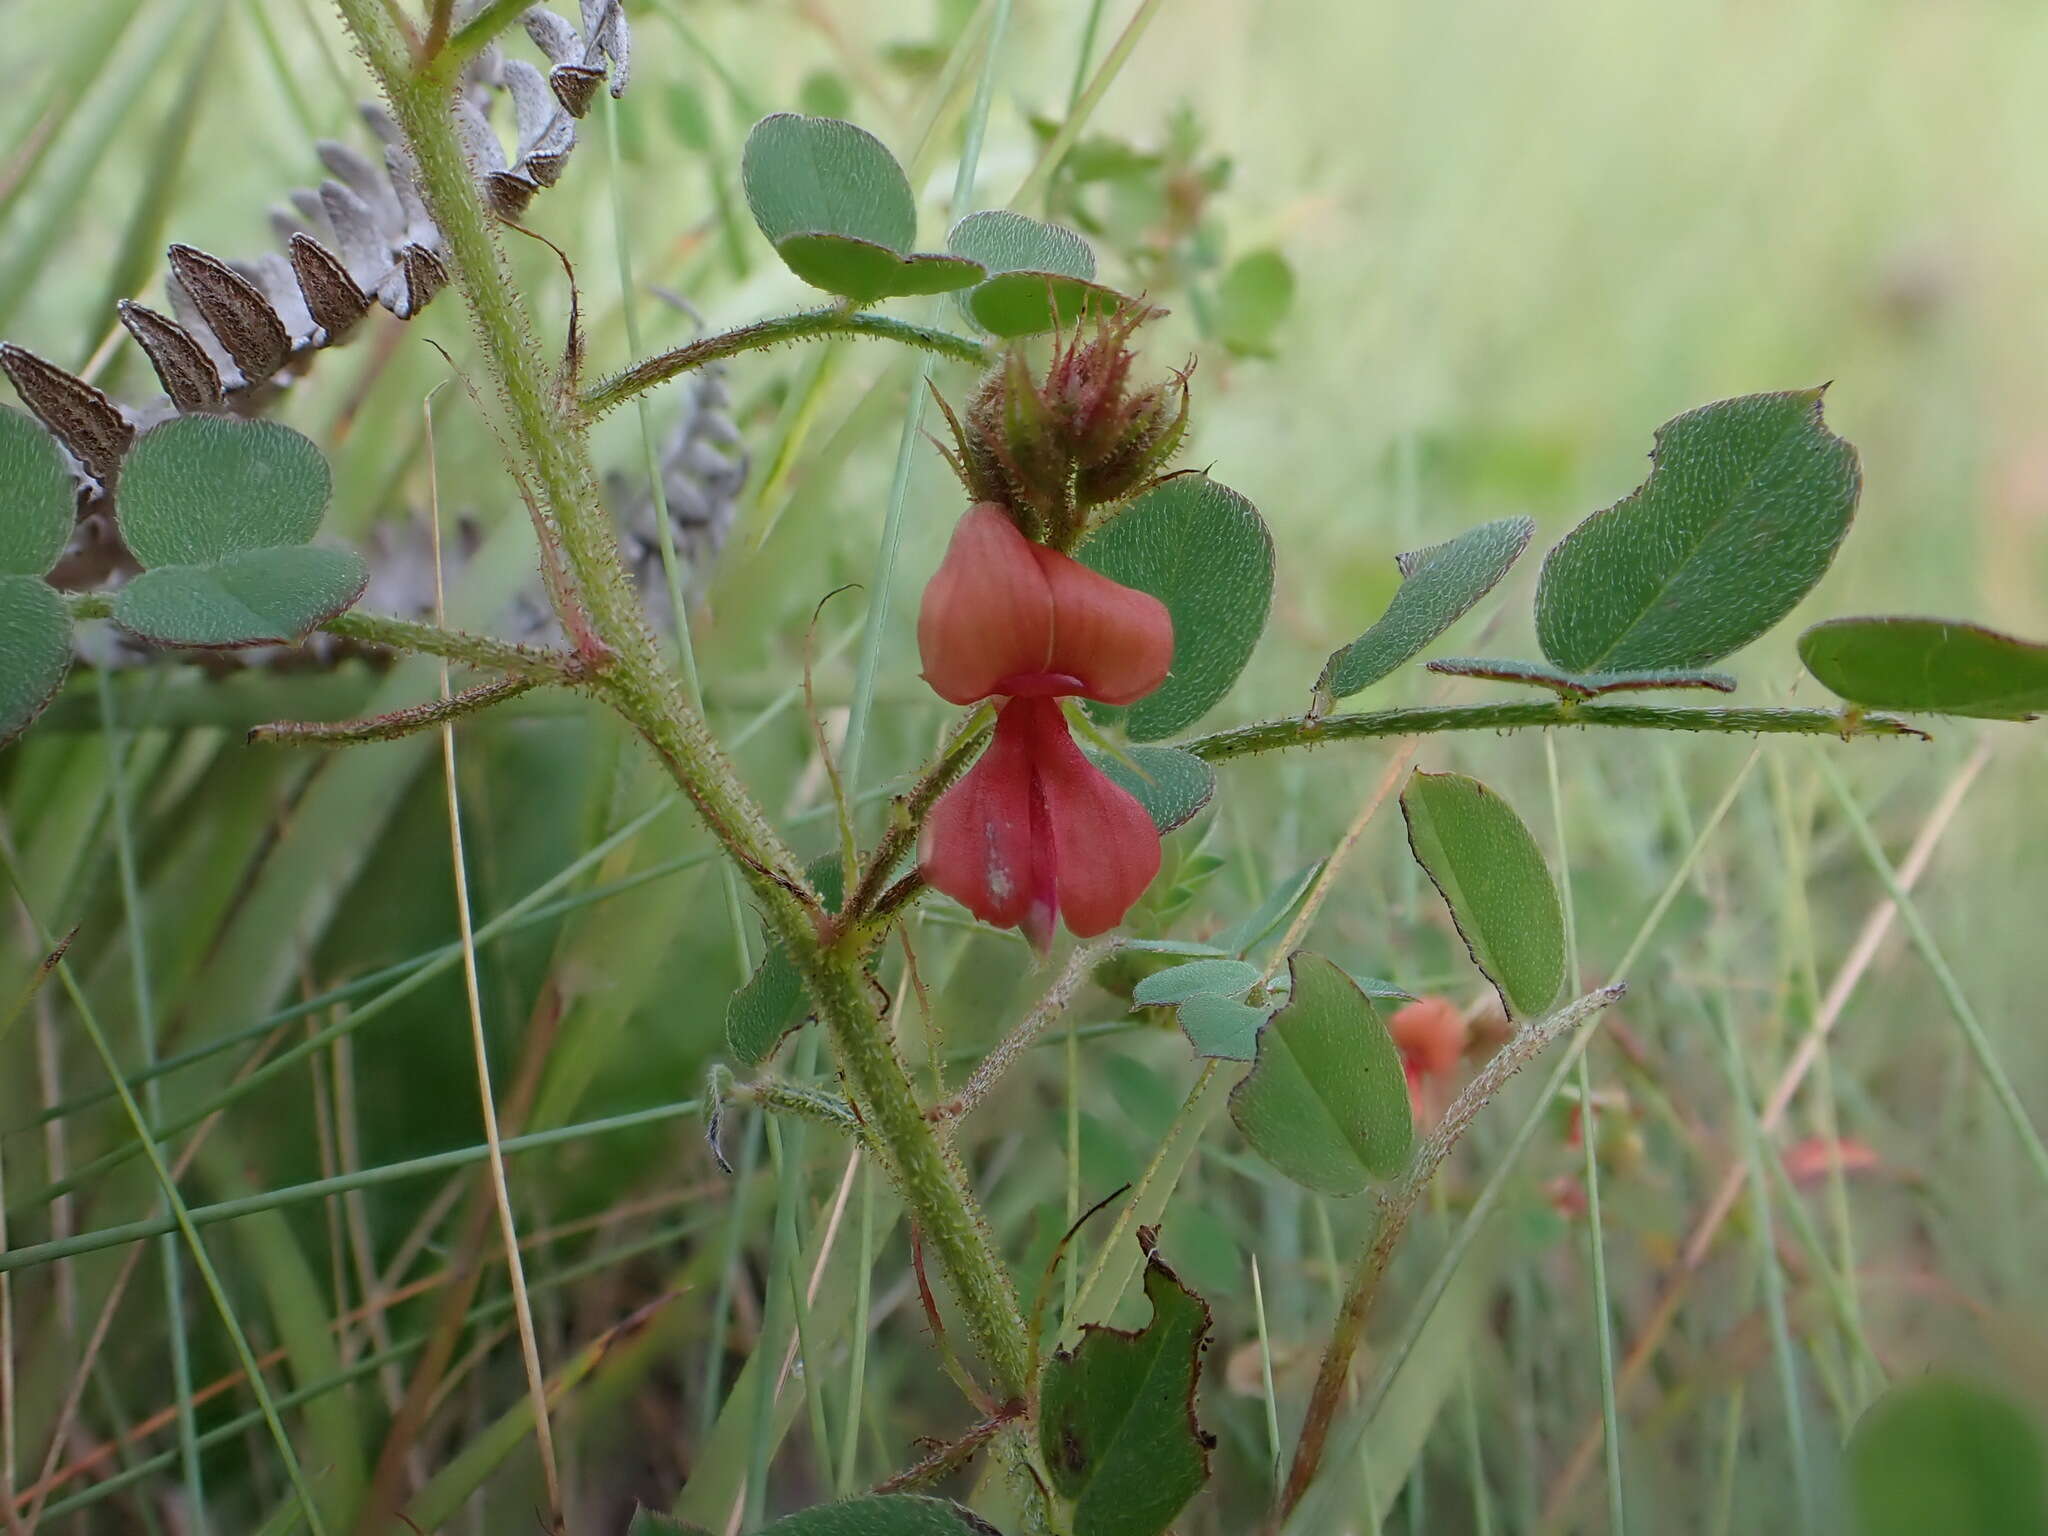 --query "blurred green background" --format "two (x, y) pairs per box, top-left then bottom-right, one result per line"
(3, 0), (2045, 1531)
